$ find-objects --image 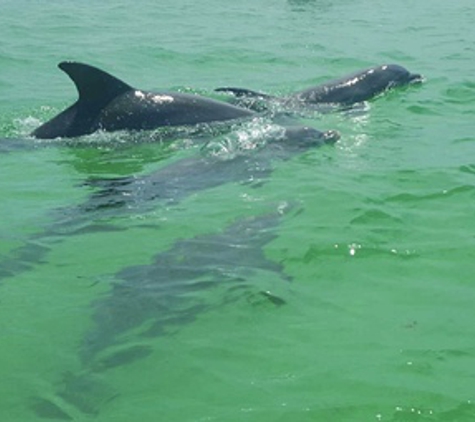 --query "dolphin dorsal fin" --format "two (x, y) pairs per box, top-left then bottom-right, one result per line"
(58, 61), (133, 104)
